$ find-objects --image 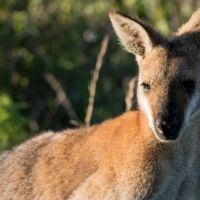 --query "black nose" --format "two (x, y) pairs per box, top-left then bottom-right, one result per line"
(155, 115), (180, 140)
